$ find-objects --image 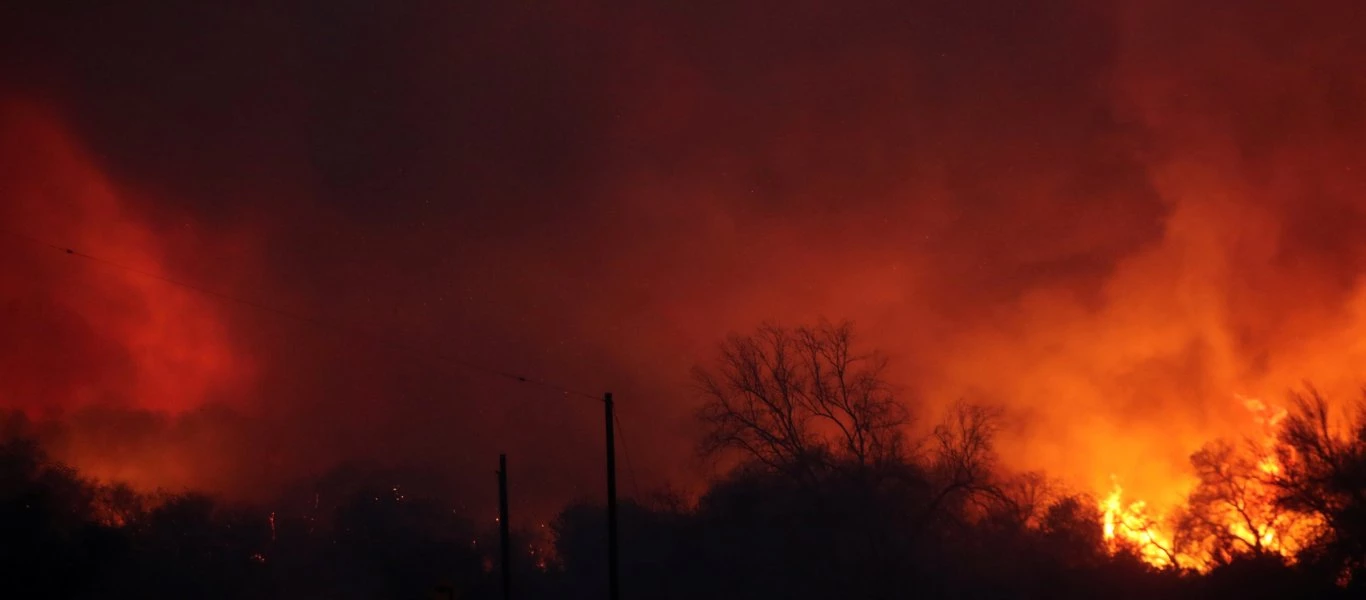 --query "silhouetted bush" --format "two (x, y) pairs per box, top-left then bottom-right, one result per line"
(5, 384), (1366, 598)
